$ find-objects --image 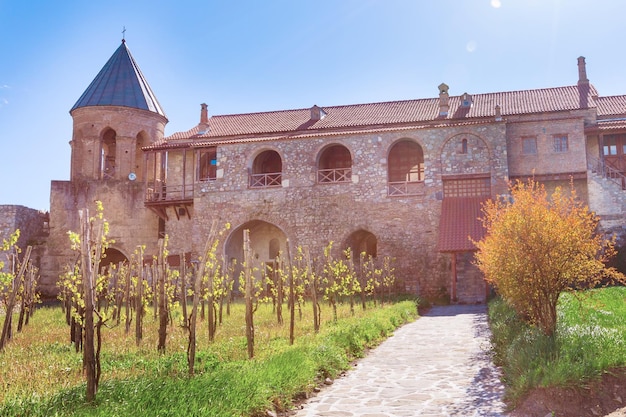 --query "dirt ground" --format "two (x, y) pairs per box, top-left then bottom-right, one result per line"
(509, 368), (626, 417)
